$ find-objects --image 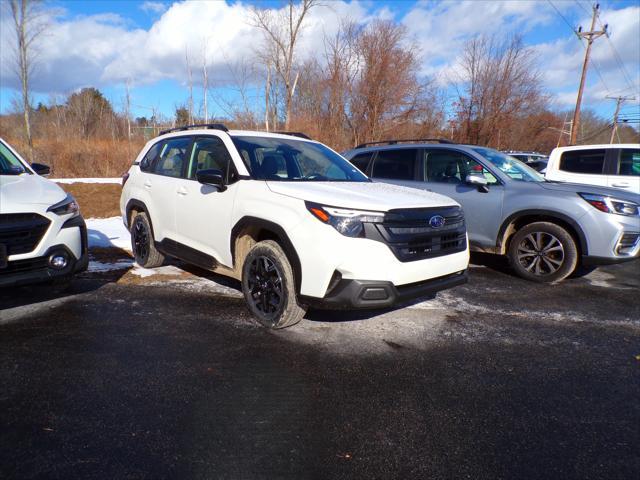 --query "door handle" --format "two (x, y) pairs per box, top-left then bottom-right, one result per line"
(143, 180), (152, 189)
(611, 182), (629, 187)
(177, 187), (188, 196)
